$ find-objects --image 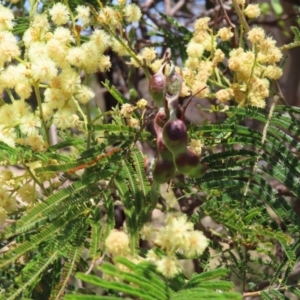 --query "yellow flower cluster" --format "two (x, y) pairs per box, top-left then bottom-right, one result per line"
(119, 99), (148, 129)
(142, 213), (209, 278)
(0, 168), (42, 225)
(0, 2), (145, 220)
(178, 12), (282, 108)
(0, 1), (142, 150)
(105, 213), (209, 280)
